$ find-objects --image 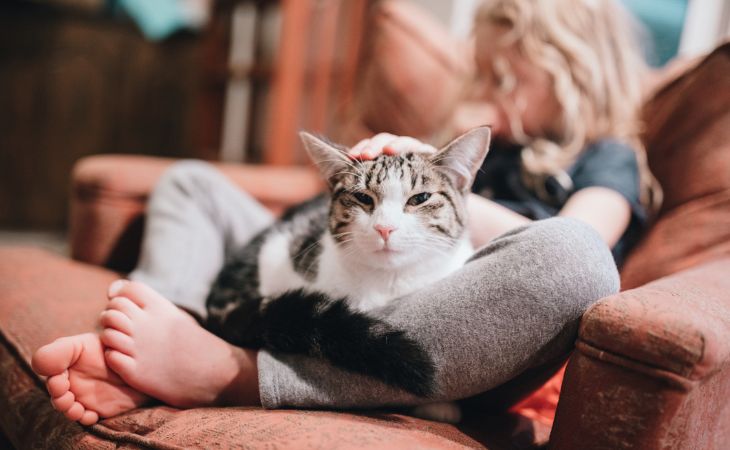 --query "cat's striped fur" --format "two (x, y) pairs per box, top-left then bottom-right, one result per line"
(206, 127), (491, 403)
